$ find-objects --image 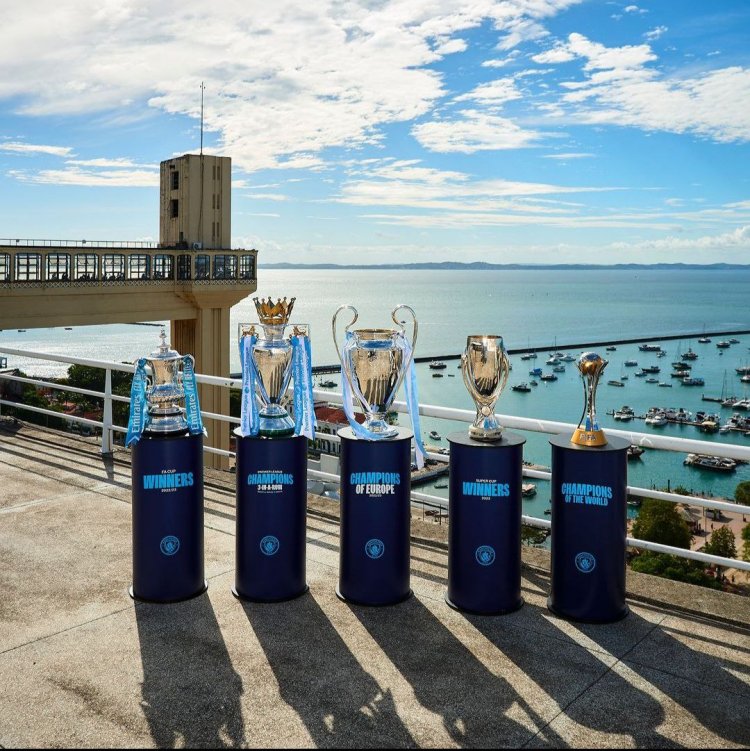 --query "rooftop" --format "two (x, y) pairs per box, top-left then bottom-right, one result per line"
(1, 420), (749, 748)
